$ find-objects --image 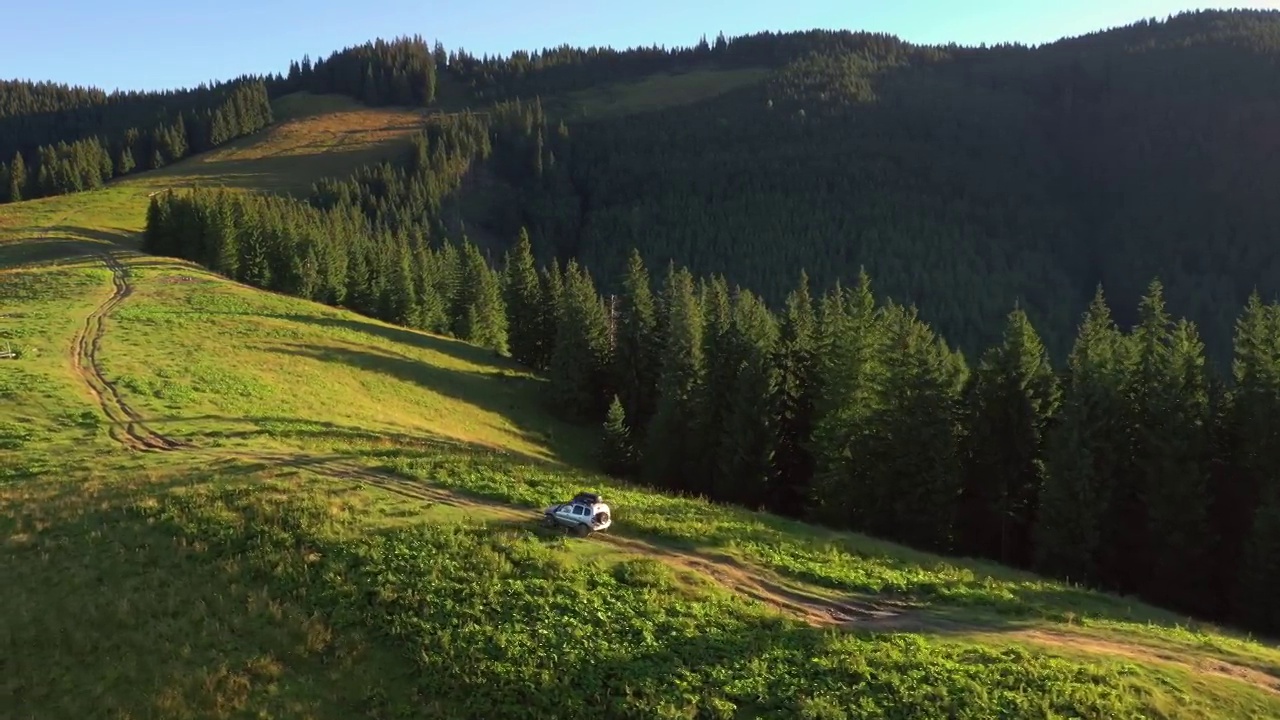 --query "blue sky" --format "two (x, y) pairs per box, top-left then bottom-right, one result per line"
(2, 1), (1272, 91)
